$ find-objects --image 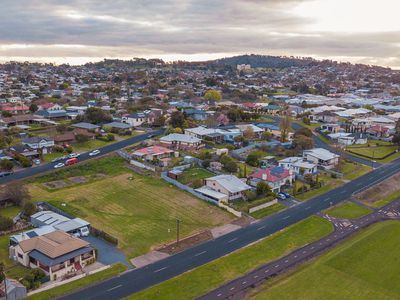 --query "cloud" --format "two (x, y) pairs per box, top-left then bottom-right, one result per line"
(0, 0), (399, 68)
